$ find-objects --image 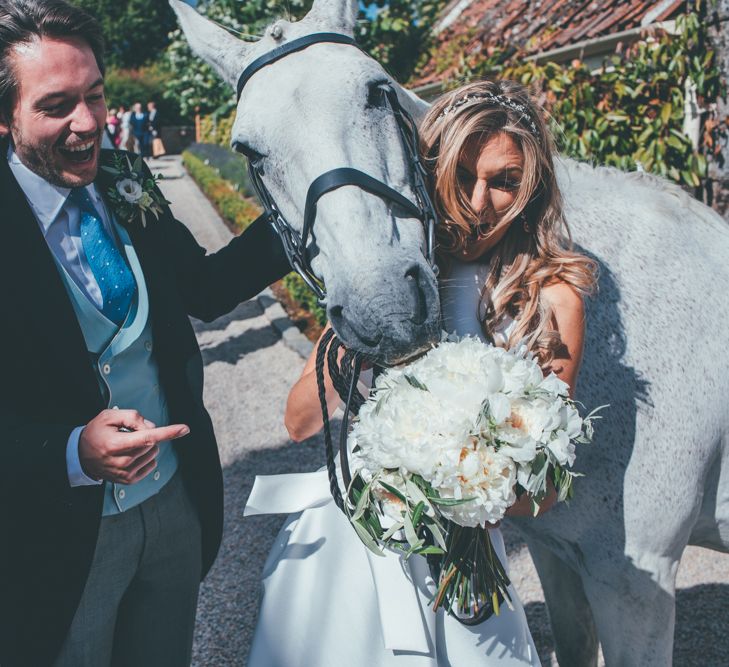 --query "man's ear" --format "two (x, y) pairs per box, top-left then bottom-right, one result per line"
(0, 100), (14, 138)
